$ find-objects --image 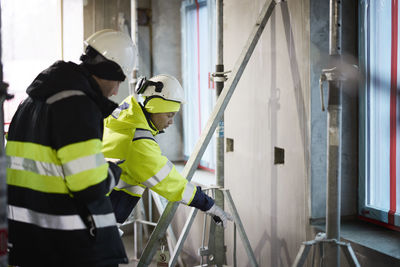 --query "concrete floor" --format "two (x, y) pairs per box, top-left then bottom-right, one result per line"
(119, 233), (158, 267)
